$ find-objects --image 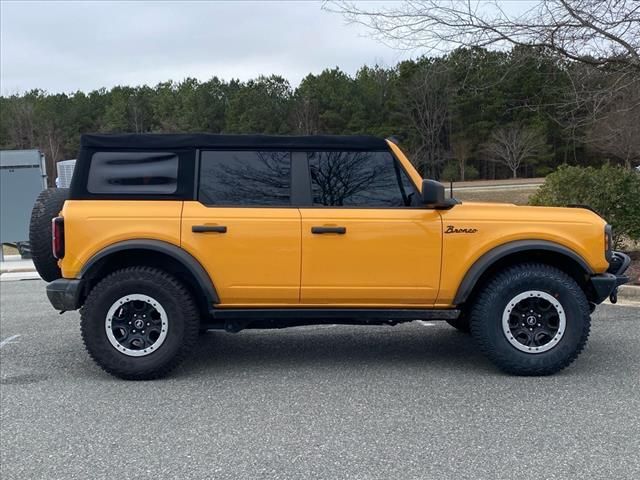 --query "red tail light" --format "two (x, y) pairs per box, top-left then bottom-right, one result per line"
(52, 217), (65, 259)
